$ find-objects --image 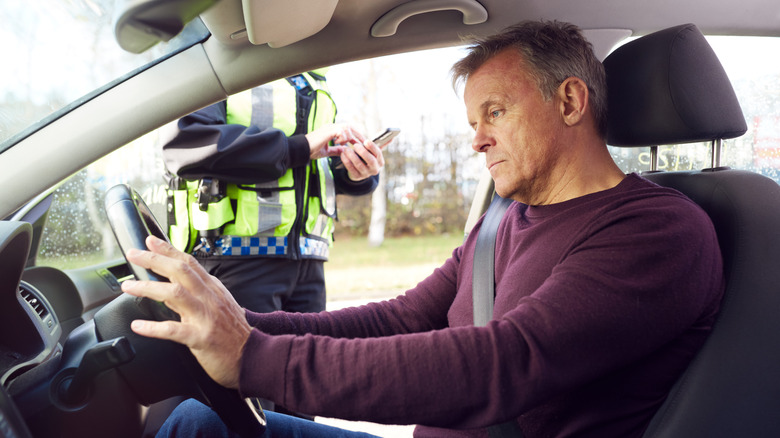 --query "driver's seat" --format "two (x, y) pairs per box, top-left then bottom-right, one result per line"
(604, 24), (780, 437)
